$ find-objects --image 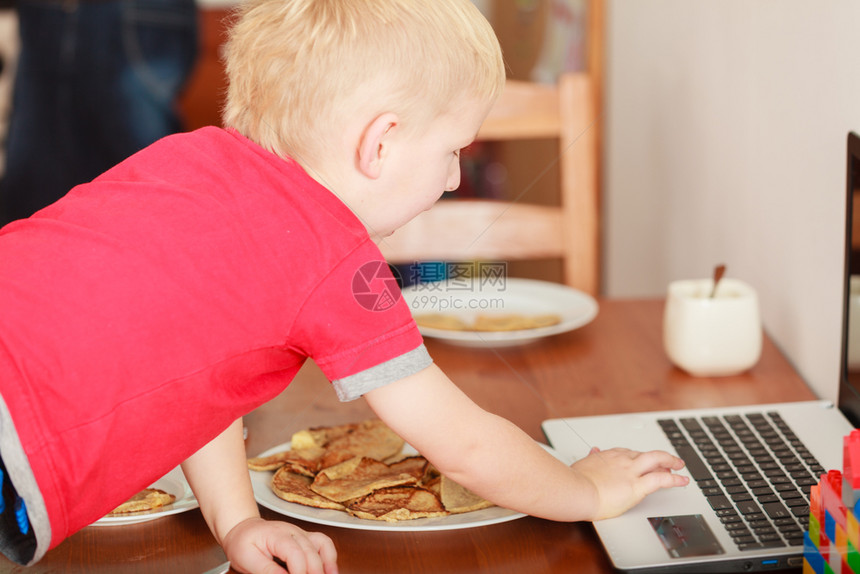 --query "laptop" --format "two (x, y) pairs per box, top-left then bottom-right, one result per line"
(541, 132), (860, 573)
